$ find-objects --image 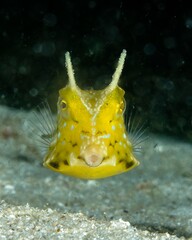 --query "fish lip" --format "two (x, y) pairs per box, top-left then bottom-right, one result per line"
(83, 154), (104, 167)
(80, 143), (106, 167)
